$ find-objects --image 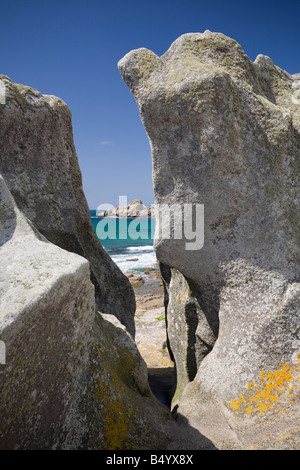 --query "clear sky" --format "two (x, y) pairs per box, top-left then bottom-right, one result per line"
(1, 0), (300, 209)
